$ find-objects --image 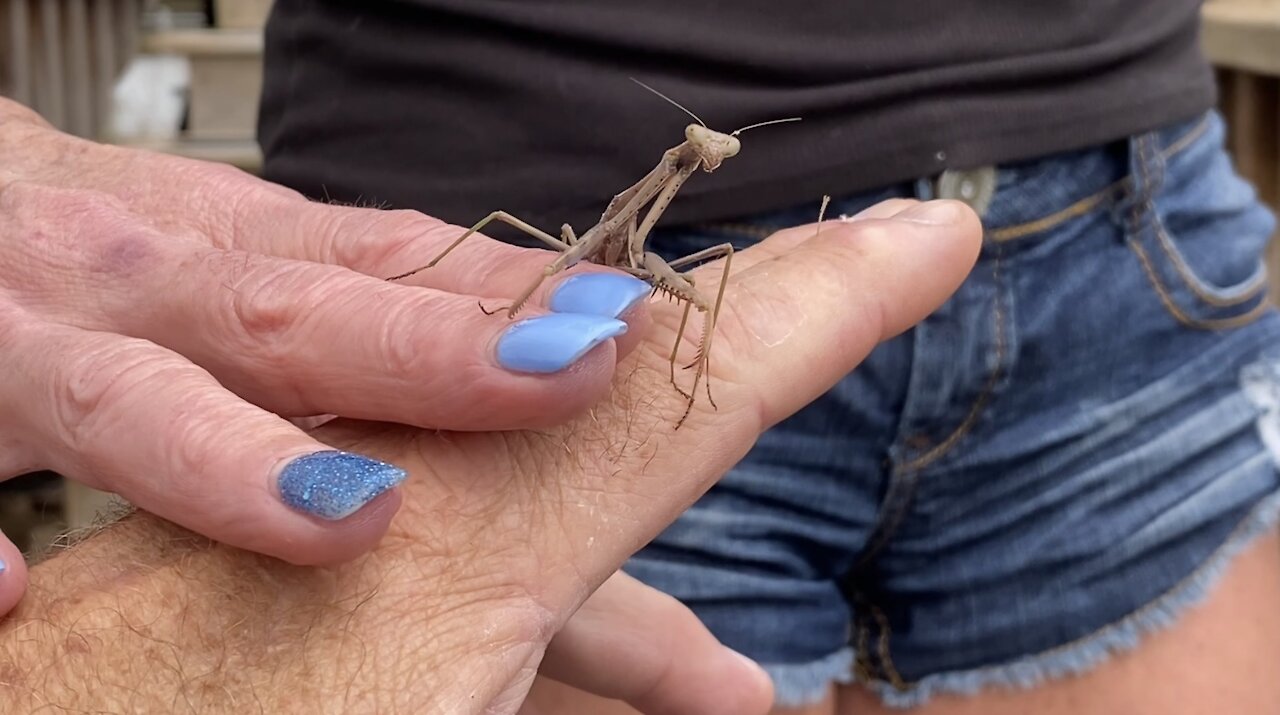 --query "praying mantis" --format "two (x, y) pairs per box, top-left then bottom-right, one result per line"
(388, 81), (800, 428)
